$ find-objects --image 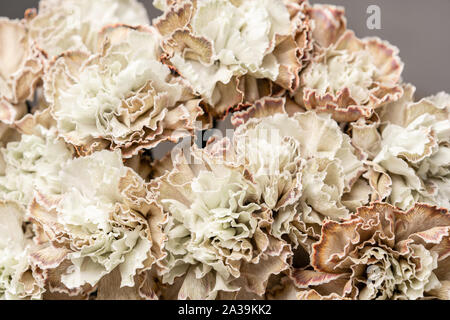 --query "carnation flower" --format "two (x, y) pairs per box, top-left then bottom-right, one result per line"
(151, 98), (365, 300)
(0, 201), (45, 300)
(304, 4), (346, 49)
(232, 101), (304, 211)
(296, 13), (404, 122)
(151, 145), (291, 299)
(353, 84), (450, 210)
(154, 0), (312, 117)
(233, 98), (366, 250)
(26, 0), (150, 58)
(29, 150), (166, 298)
(291, 203), (450, 300)
(0, 111), (73, 208)
(44, 25), (206, 158)
(0, 18), (44, 124)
